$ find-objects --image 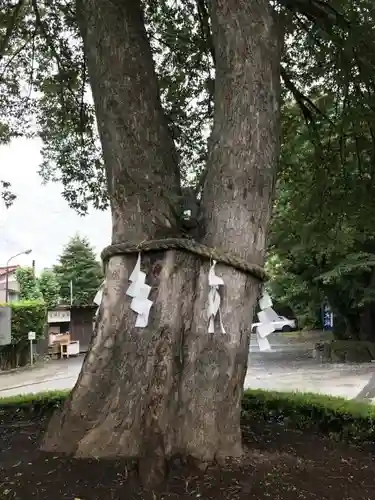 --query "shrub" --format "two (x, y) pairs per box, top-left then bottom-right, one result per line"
(329, 340), (375, 362)
(0, 389), (374, 446)
(0, 391), (68, 419)
(242, 389), (375, 443)
(0, 300), (47, 369)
